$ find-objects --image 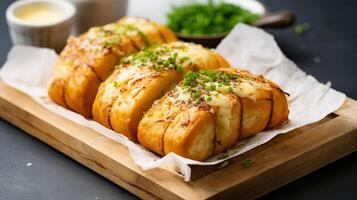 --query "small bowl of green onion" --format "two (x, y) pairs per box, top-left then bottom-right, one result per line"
(166, 0), (295, 47)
